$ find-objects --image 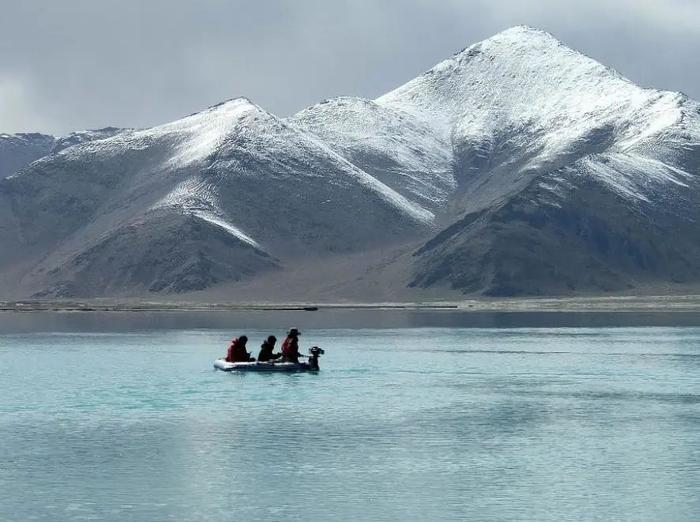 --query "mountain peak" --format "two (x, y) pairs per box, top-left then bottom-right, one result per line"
(206, 96), (257, 112)
(450, 25), (592, 71)
(158, 96), (267, 133)
(488, 25), (558, 42)
(376, 25), (643, 134)
(436, 26), (564, 69)
(184, 97), (264, 122)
